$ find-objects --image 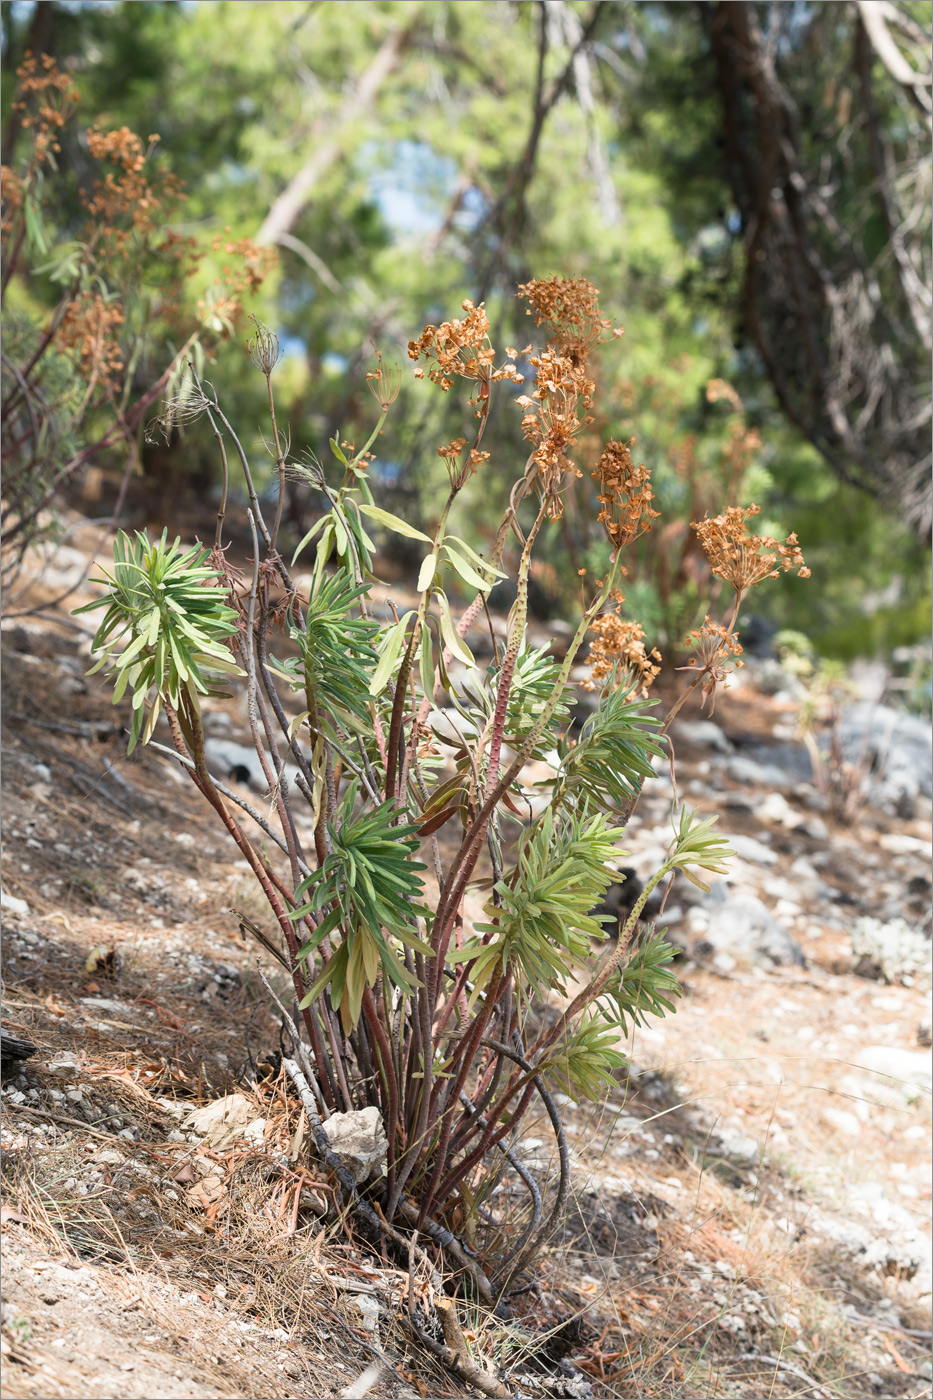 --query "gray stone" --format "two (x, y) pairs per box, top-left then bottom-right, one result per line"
(353, 1294), (382, 1337)
(724, 755), (793, 790)
(322, 1107), (387, 1185)
(183, 1093), (254, 1149)
(203, 738), (267, 789)
(47, 1052), (81, 1079)
(851, 1045), (932, 1099)
(727, 833), (779, 866)
(851, 917), (931, 986)
(879, 832), (932, 858)
(671, 719), (731, 753)
(203, 738), (301, 795)
(0, 889), (29, 916)
(743, 656), (802, 696)
(722, 791), (755, 810)
(838, 703), (933, 815)
(701, 894), (805, 966)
